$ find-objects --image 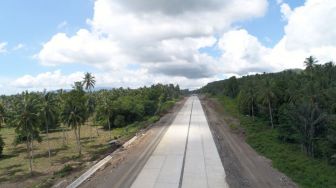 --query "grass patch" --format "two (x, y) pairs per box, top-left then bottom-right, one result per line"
(216, 95), (336, 188)
(147, 115), (160, 124)
(54, 164), (73, 178)
(0, 113), (163, 187)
